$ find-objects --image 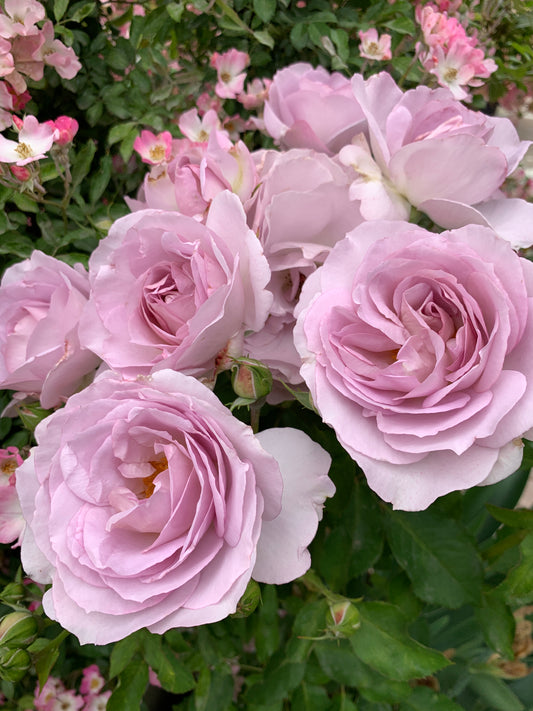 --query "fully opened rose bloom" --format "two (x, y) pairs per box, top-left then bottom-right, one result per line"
(341, 71), (533, 246)
(0, 115), (56, 165)
(295, 221), (533, 511)
(263, 63), (366, 154)
(81, 191), (272, 377)
(0, 250), (100, 408)
(17, 369), (333, 644)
